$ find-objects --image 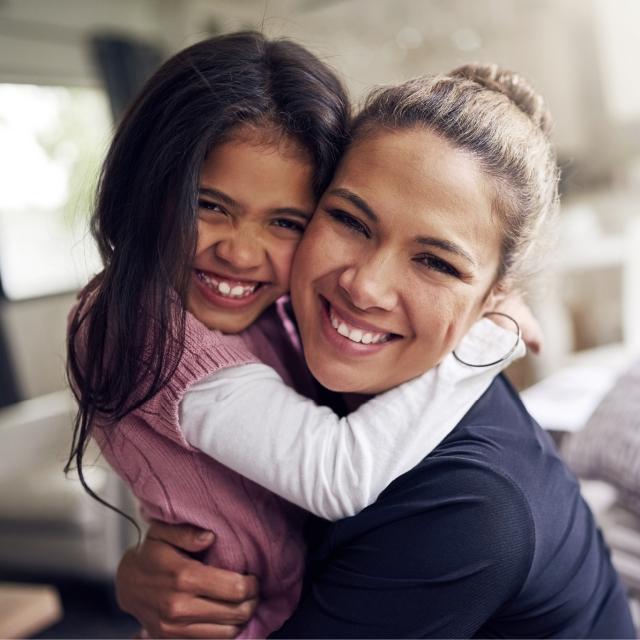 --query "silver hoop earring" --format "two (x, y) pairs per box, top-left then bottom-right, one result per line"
(452, 311), (522, 368)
